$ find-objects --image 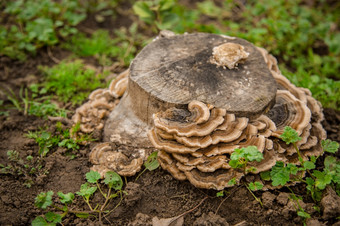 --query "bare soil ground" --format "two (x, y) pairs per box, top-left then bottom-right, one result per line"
(1, 16), (340, 226)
